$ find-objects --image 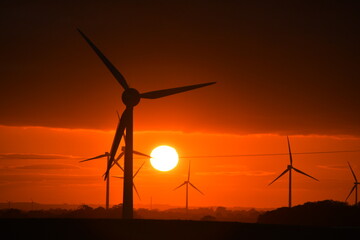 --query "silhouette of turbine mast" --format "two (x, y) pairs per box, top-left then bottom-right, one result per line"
(173, 160), (204, 213)
(268, 136), (319, 208)
(345, 161), (359, 205)
(78, 29), (215, 219)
